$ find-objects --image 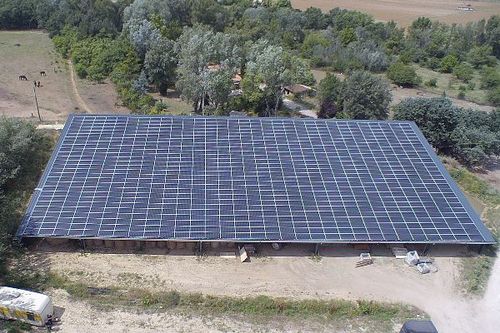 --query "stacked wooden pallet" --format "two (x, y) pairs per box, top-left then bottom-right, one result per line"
(355, 253), (373, 267)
